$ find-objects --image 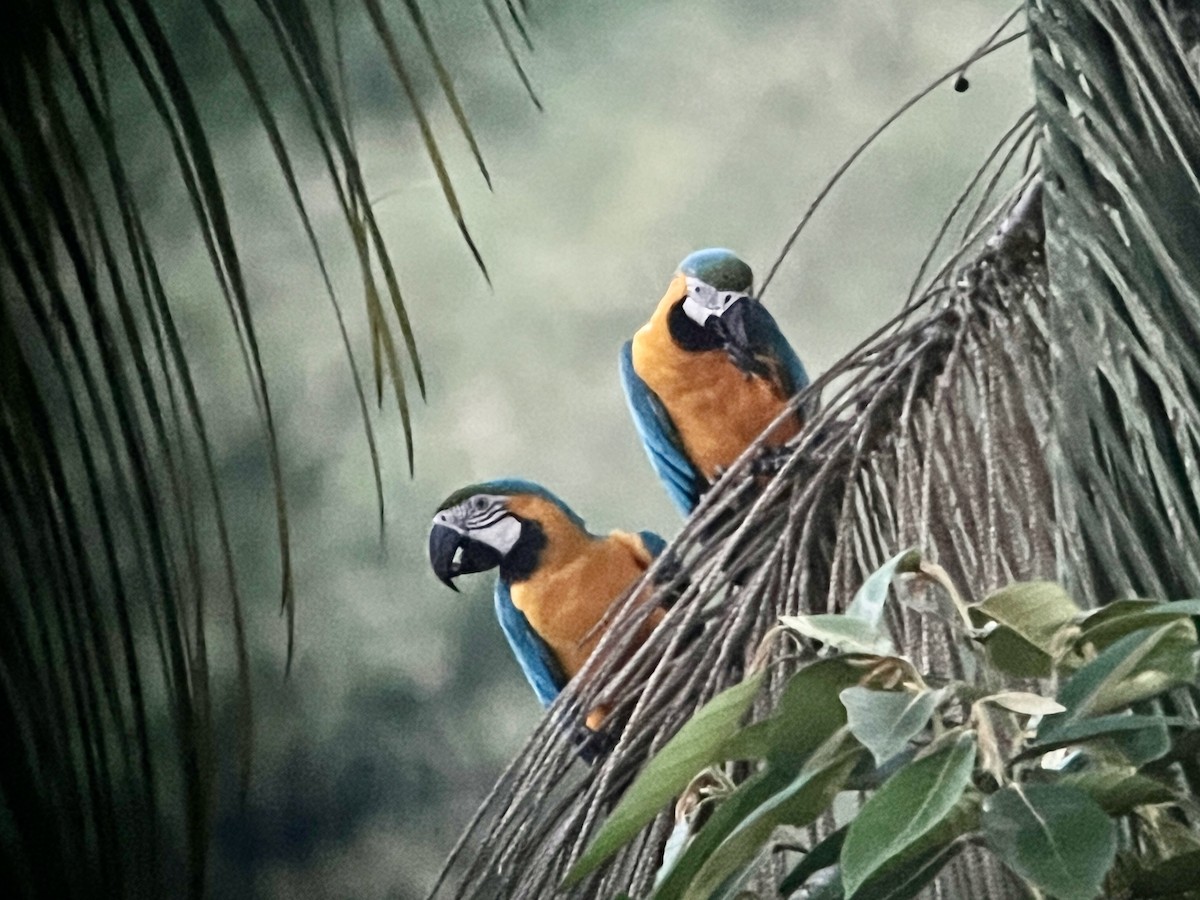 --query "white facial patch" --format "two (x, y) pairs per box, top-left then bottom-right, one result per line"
(471, 516), (521, 556)
(682, 277), (751, 326)
(431, 510), (465, 533)
(434, 494), (521, 557)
